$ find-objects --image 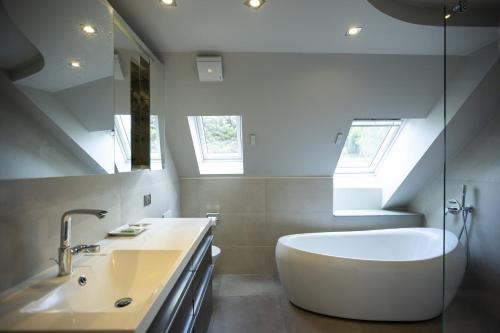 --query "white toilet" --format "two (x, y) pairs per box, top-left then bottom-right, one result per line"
(212, 245), (221, 264)
(207, 213), (222, 264)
